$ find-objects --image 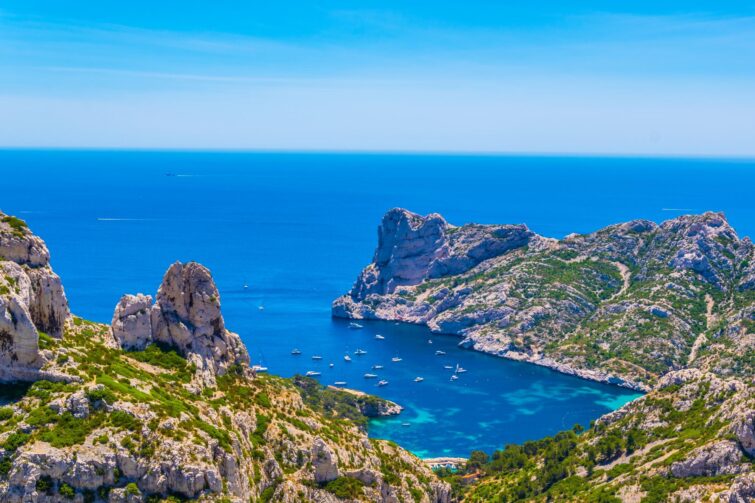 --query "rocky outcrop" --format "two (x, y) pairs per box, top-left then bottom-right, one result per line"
(311, 437), (339, 484)
(111, 294), (153, 350)
(110, 262), (249, 388)
(0, 212), (70, 382)
(335, 209), (755, 389)
(670, 441), (748, 478)
(344, 208), (545, 301)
